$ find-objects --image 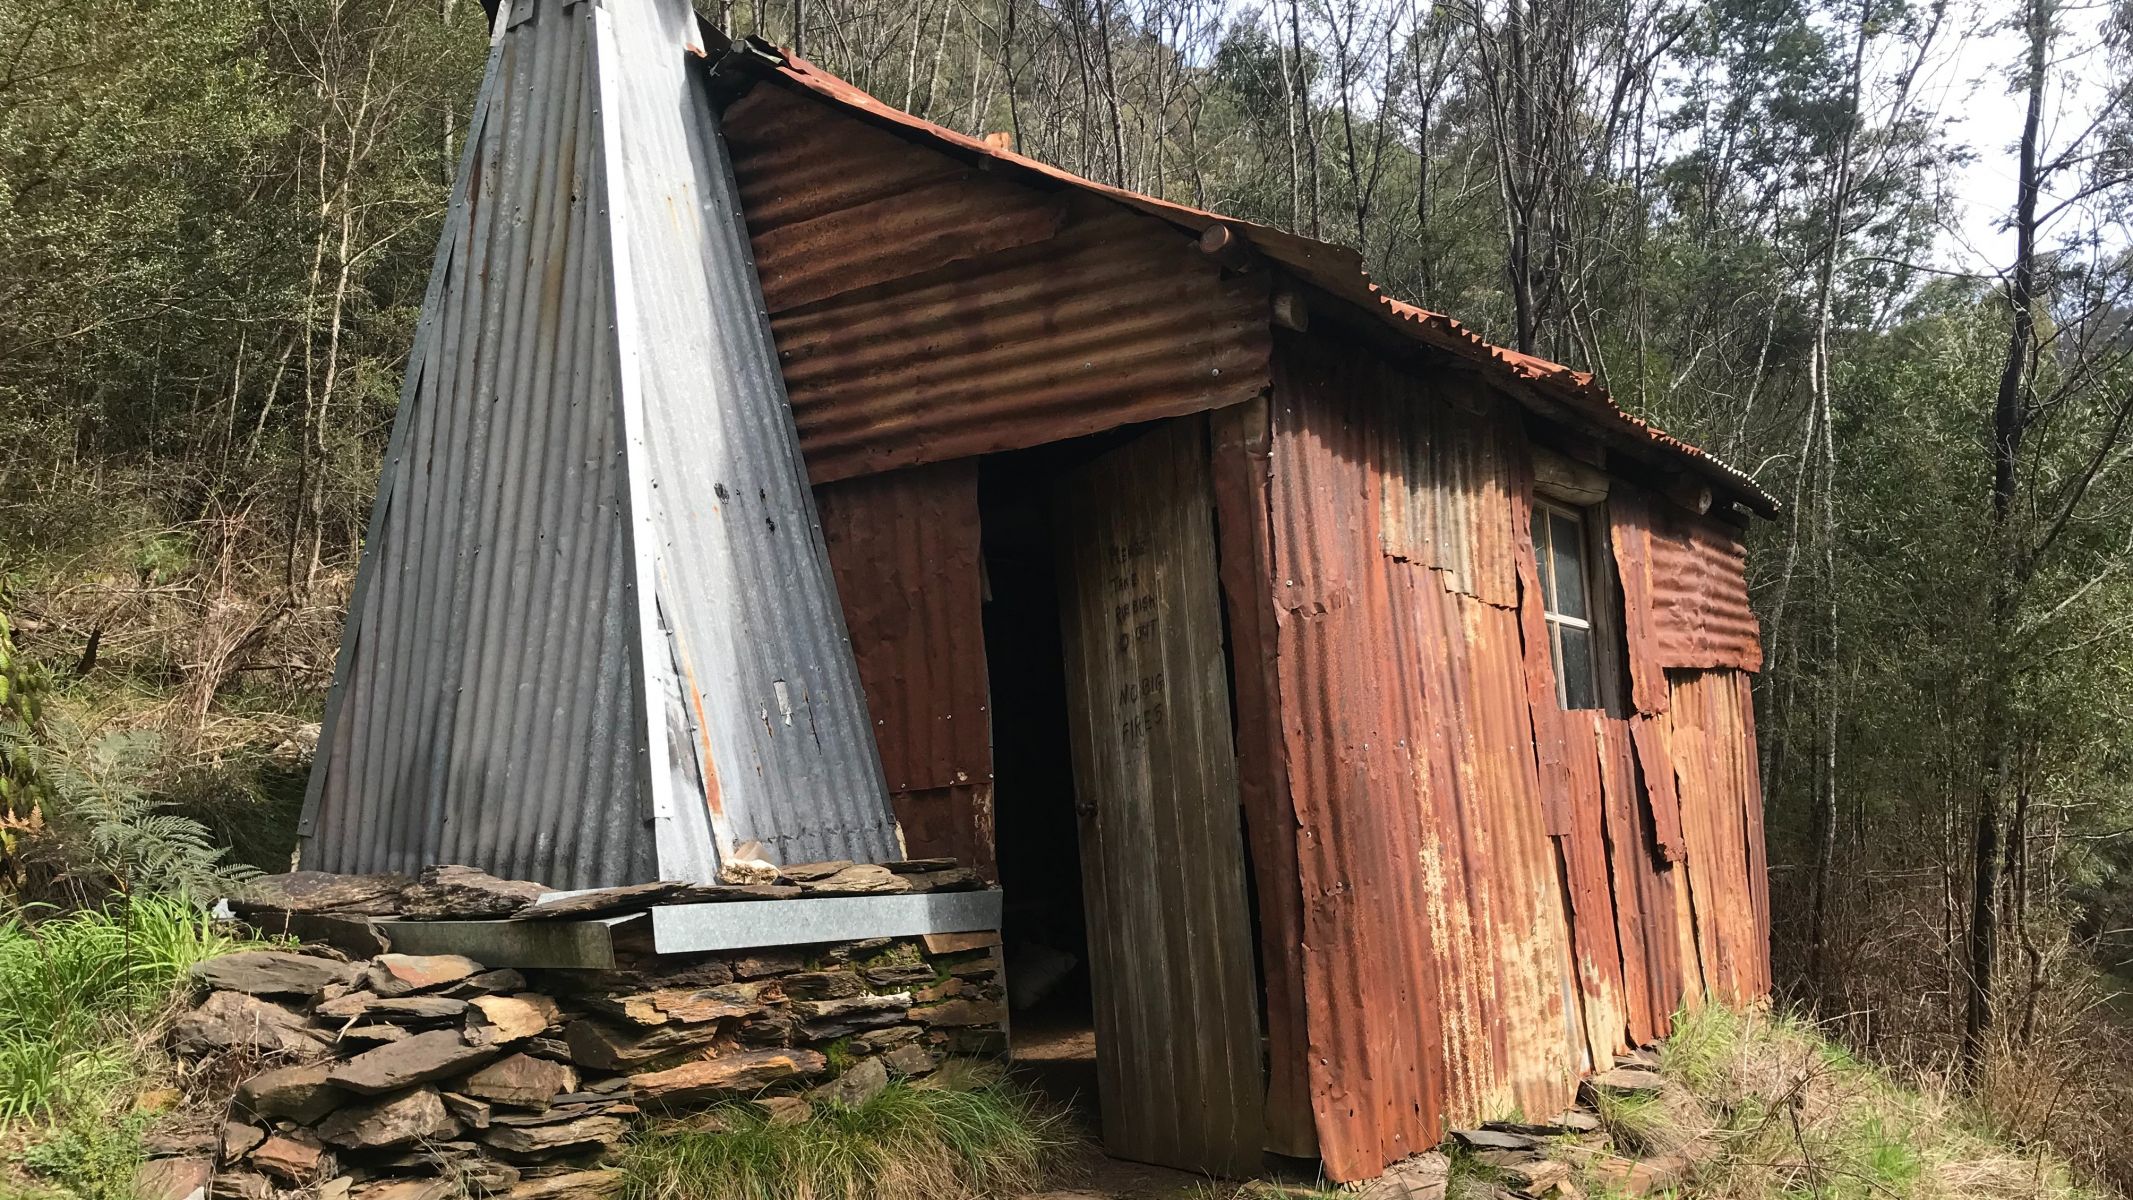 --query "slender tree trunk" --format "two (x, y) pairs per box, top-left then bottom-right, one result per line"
(1966, 0), (2048, 1075)
(1287, 0), (1320, 237)
(1802, 1), (1868, 995)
